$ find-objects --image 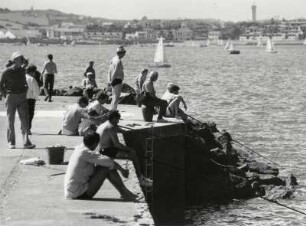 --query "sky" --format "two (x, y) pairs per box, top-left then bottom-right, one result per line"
(1, 0), (305, 21)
